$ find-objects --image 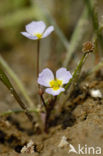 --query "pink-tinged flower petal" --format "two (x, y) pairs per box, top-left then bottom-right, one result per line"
(21, 32), (38, 40)
(45, 87), (65, 96)
(26, 21), (46, 35)
(42, 26), (54, 38)
(56, 68), (72, 85)
(38, 68), (54, 87)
